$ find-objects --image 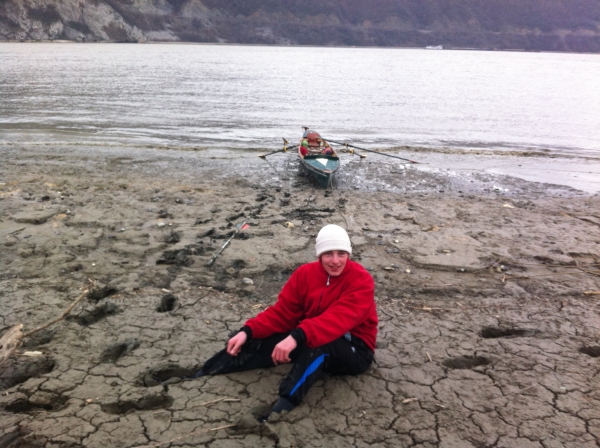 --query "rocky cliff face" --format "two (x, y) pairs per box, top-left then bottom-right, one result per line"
(1, 0), (600, 52)
(0, 0), (156, 42)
